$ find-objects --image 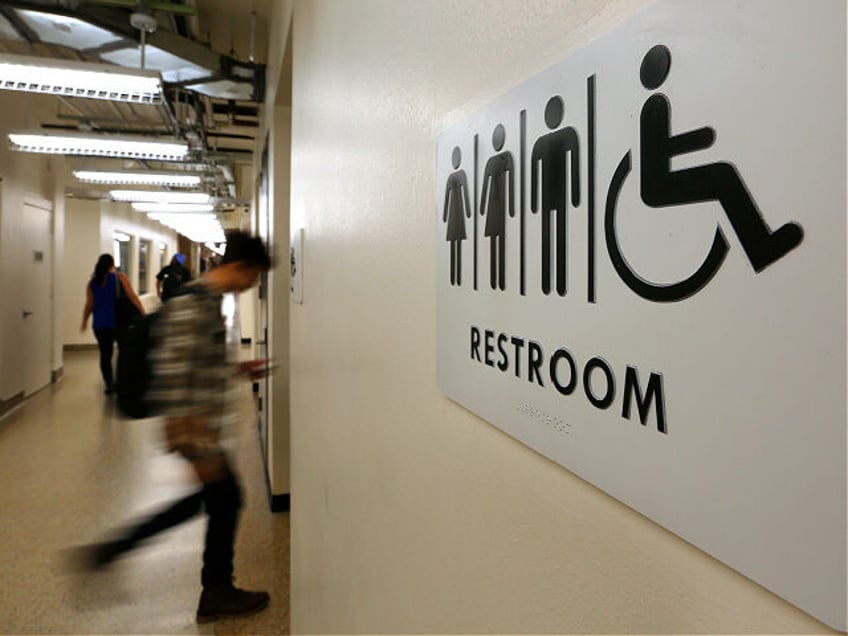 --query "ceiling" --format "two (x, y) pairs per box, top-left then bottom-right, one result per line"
(0, 0), (273, 227)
